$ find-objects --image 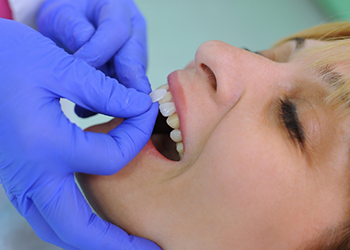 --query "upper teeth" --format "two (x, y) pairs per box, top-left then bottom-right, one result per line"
(159, 92), (172, 104)
(149, 84), (183, 159)
(170, 129), (182, 142)
(159, 102), (176, 117)
(166, 113), (179, 129)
